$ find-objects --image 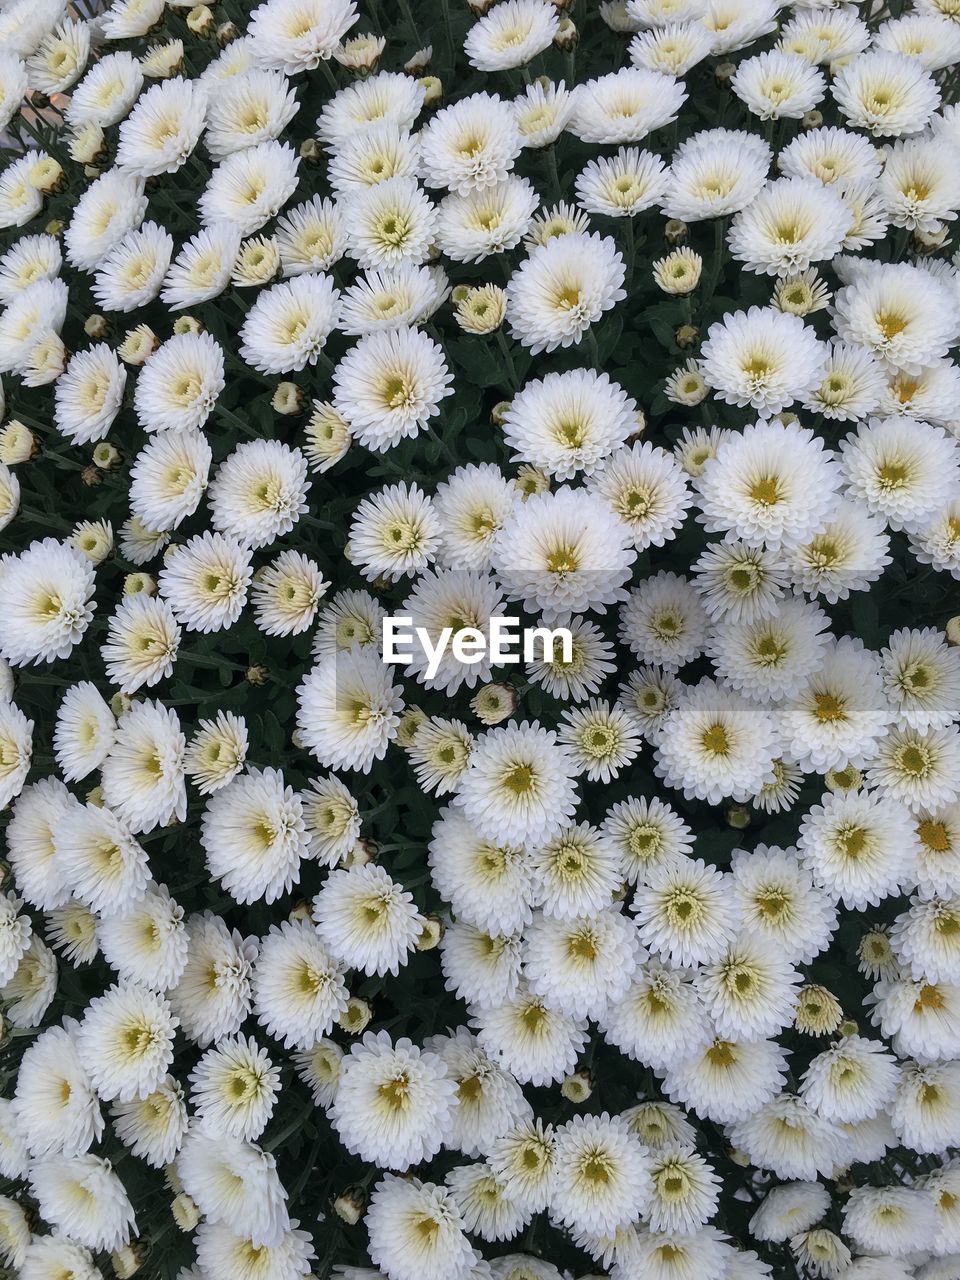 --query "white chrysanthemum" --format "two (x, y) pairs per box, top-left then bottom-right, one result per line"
(696, 936), (800, 1041)
(914, 803), (960, 898)
(398, 568), (504, 694)
(273, 197), (345, 280)
(574, 147), (667, 220)
(866, 724), (960, 813)
(910, 497), (960, 580)
(0, 233), (60, 304)
(871, 971), (960, 1062)
(53, 799), (149, 920)
(437, 175), (539, 263)
(64, 169), (147, 273)
(208, 439), (310, 549)
(433, 463), (518, 572)
(250, 550), (327, 637)
(706, 596), (830, 704)
(100, 699), (186, 835)
(0, 539), (95, 667)
(111, 1075), (188, 1168)
(551, 1112), (651, 1238)
(891, 892), (960, 983)
(13, 1021), (101, 1157)
(844, 1186), (936, 1258)
(445, 1161), (528, 1245)
(314, 862), (421, 977)
(569, 65), (686, 143)
(162, 225), (242, 310)
(205, 68), (299, 158)
(101, 594), (180, 694)
(832, 262), (960, 374)
(730, 845), (837, 964)
(780, 638), (892, 772)
(800, 1034), (901, 1124)
(779, 125), (882, 188)
(557, 698), (641, 783)
(524, 906), (641, 1020)
(199, 141), (300, 237)
(419, 92), (521, 194)
(128, 429), (211, 532)
(19, 1235), (101, 1280)
(331, 1031), (456, 1170)
(493, 486), (636, 623)
(880, 359), (960, 427)
(168, 912), (256, 1047)
(803, 340), (886, 422)
(29, 1154), (136, 1254)
(347, 480), (440, 581)
(239, 273), (341, 375)
(365, 1175), (478, 1280)
(527, 822), (621, 920)
(75, 982), (178, 1102)
(645, 1145), (720, 1235)
(601, 961), (711, 1072)
(67, 49), (143, 127)
(798, 788), (918, 909)
(51, 344), (124, 446)
(115, 76), (207, 176)
(730, 1094), (842, 1182)
(654, 678), (778, 805)
(663, 1035), (788, 1125)
(839, 416), (960, 530)
(317, 70), (424, 143)
(296, 647), (403, 772)
(6, 777), (76, 911)
(877, 11), (960, 68)
(779, 5), (870, 64)
(728, 177), (851, 277)
(833, 49), (940, 136)
(427, 1027), (532, 1158)
(891, 1059), (960, 1153)
(1, 932), (56, 1027)
(252, 919), (347, 1049)
(633, 855), (737, 967)
(603, 795), (693, 885)
(506, 232), (626, 355)
(177, 1128), (290, 1248)
(189, 1034), (279, 1142)
(333, 326), (452, 452)
(787, 499), (891, 604)
(0, 278), (67, 377)
(513, 78), (575, 148)
(629, 20), (713, 75)
(691, 539), (788, 624)
(750, 1182), (831, 1245)
(661, 128), (771, 222)
(134, 331), (225, 433)
(294, 1037), (343, 1107)
(181, 714), (247, 798)
(501, 370), (635, 482)
(248, 0), (358, 72)
(98, 882), (187, 992)
(879, 137), (960, 233)
(0, 52), (28, 134)
(732, 50), (825, 120)
(527, 615), (617, 703)
(700, 306), (826, 417)
(464, 0), (558, 69)
(326, 122), (419, 196)
(338, 265), (443, 339)
(474, 981), (588, 1087)
(441, 921), (523, 1011)
(344, 177), (438, 270)
(202, 767), (307, 905)
(428, 806), (534, 935)
(159, 532), (253, 633)
(0, 155), (43, 232)
(0, 888), (29, 987)
(588, 441), (691, 550)
(196, 1219), (316, 1280)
